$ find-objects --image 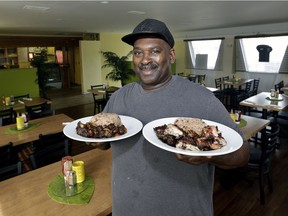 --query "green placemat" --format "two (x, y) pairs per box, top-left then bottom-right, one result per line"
(265, 97), (283, 101)
(237, 119), (247, 128)
(47, 174), (94, 205)
(4, 123), (41, 134)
